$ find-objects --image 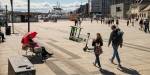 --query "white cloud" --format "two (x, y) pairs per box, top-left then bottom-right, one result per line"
(0, 0), (87, 12)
